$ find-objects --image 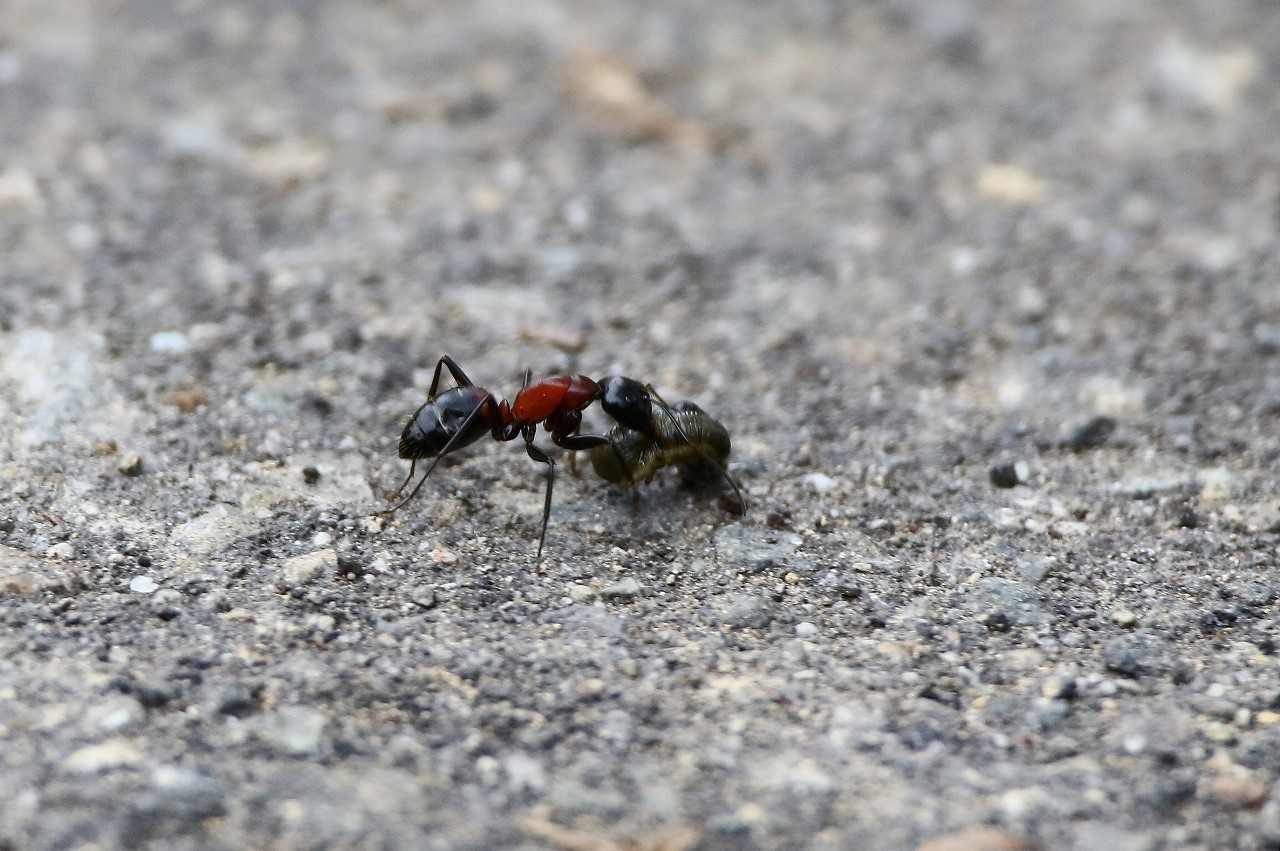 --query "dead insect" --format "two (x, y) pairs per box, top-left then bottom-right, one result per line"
(384, 355), (664, 562)
(590, 399), (746, 516)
